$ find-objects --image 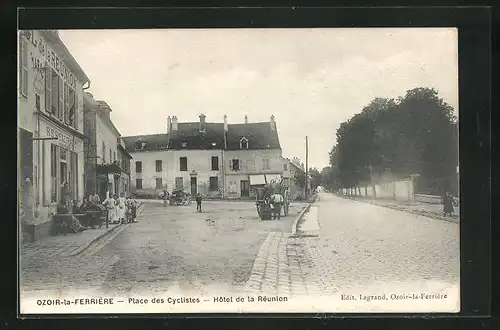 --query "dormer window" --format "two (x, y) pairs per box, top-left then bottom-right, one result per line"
(240, 137), (249, 149)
